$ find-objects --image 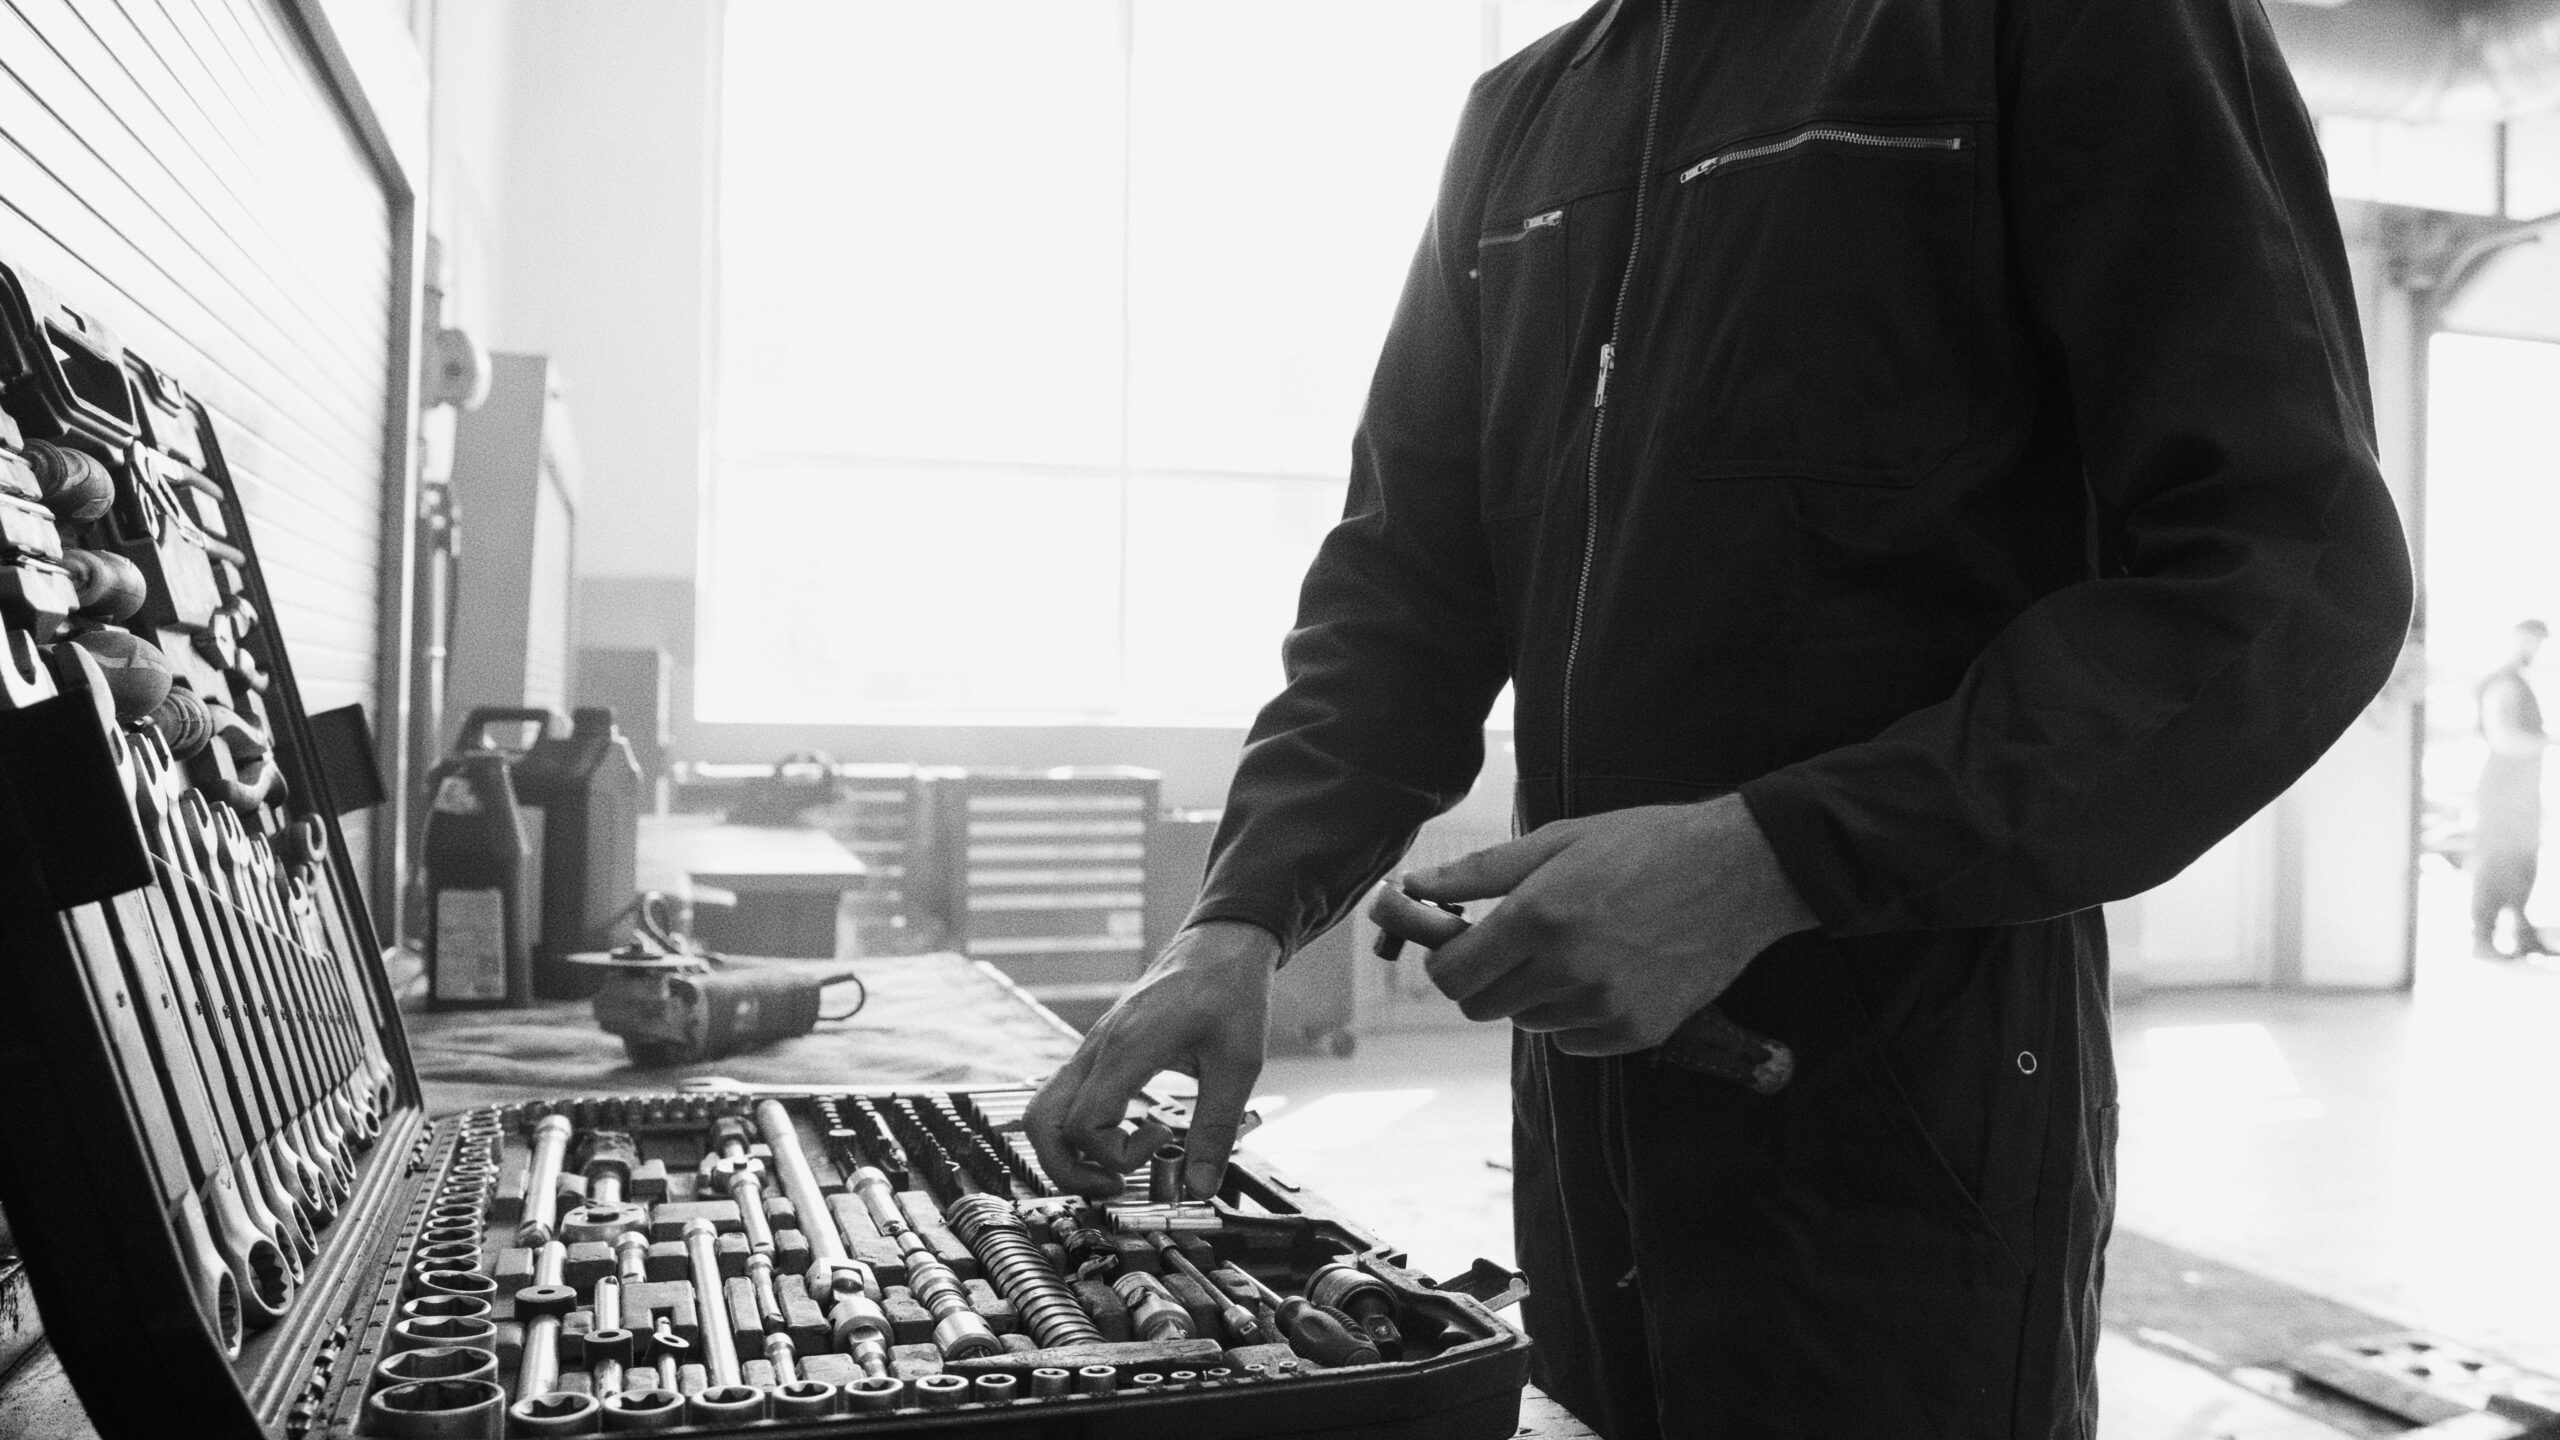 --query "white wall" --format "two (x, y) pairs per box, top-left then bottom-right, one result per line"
(491, 1), (718, 587)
